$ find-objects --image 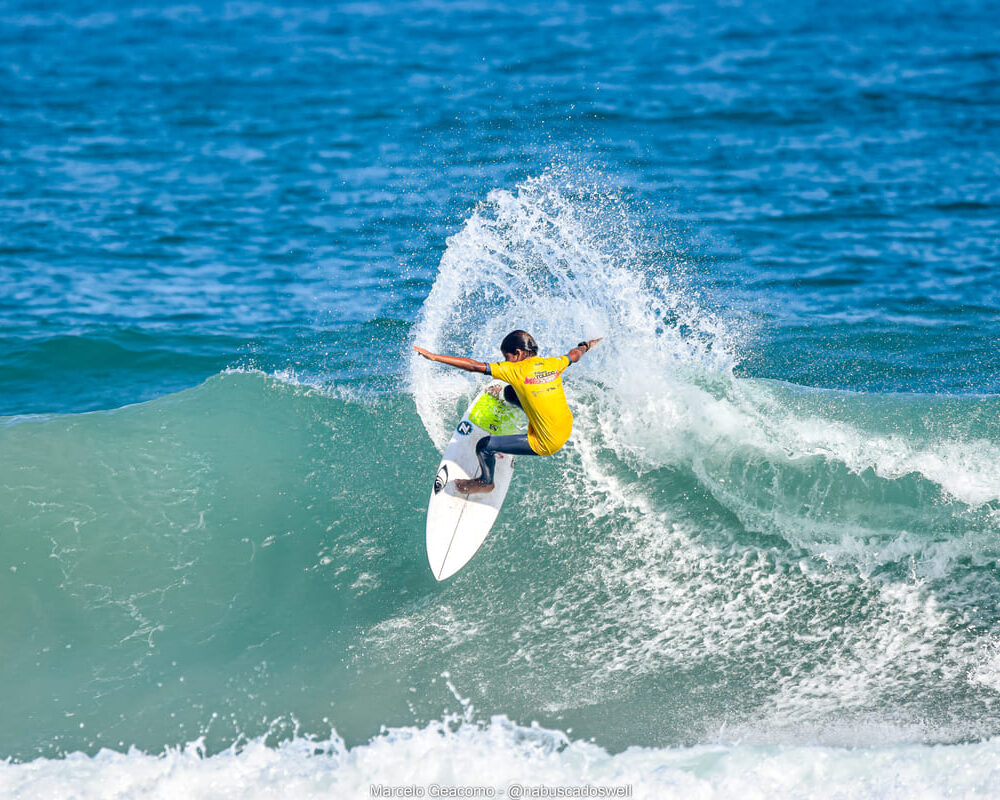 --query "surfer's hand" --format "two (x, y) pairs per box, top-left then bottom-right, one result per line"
(413, 346), (435, 361)
(568, 337), (602, 363)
